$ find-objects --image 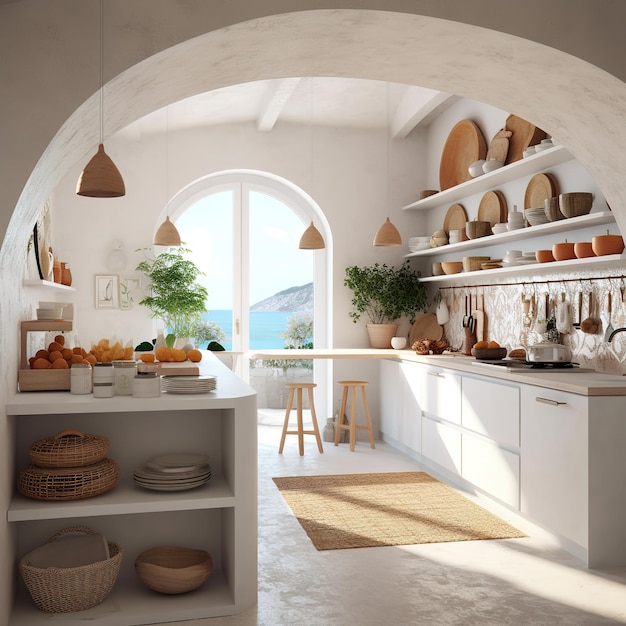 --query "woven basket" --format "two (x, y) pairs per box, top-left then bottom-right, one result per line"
(17, 458), (120, 501)
(28, 429), (110, 468)
(20, 527), (122, 613)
